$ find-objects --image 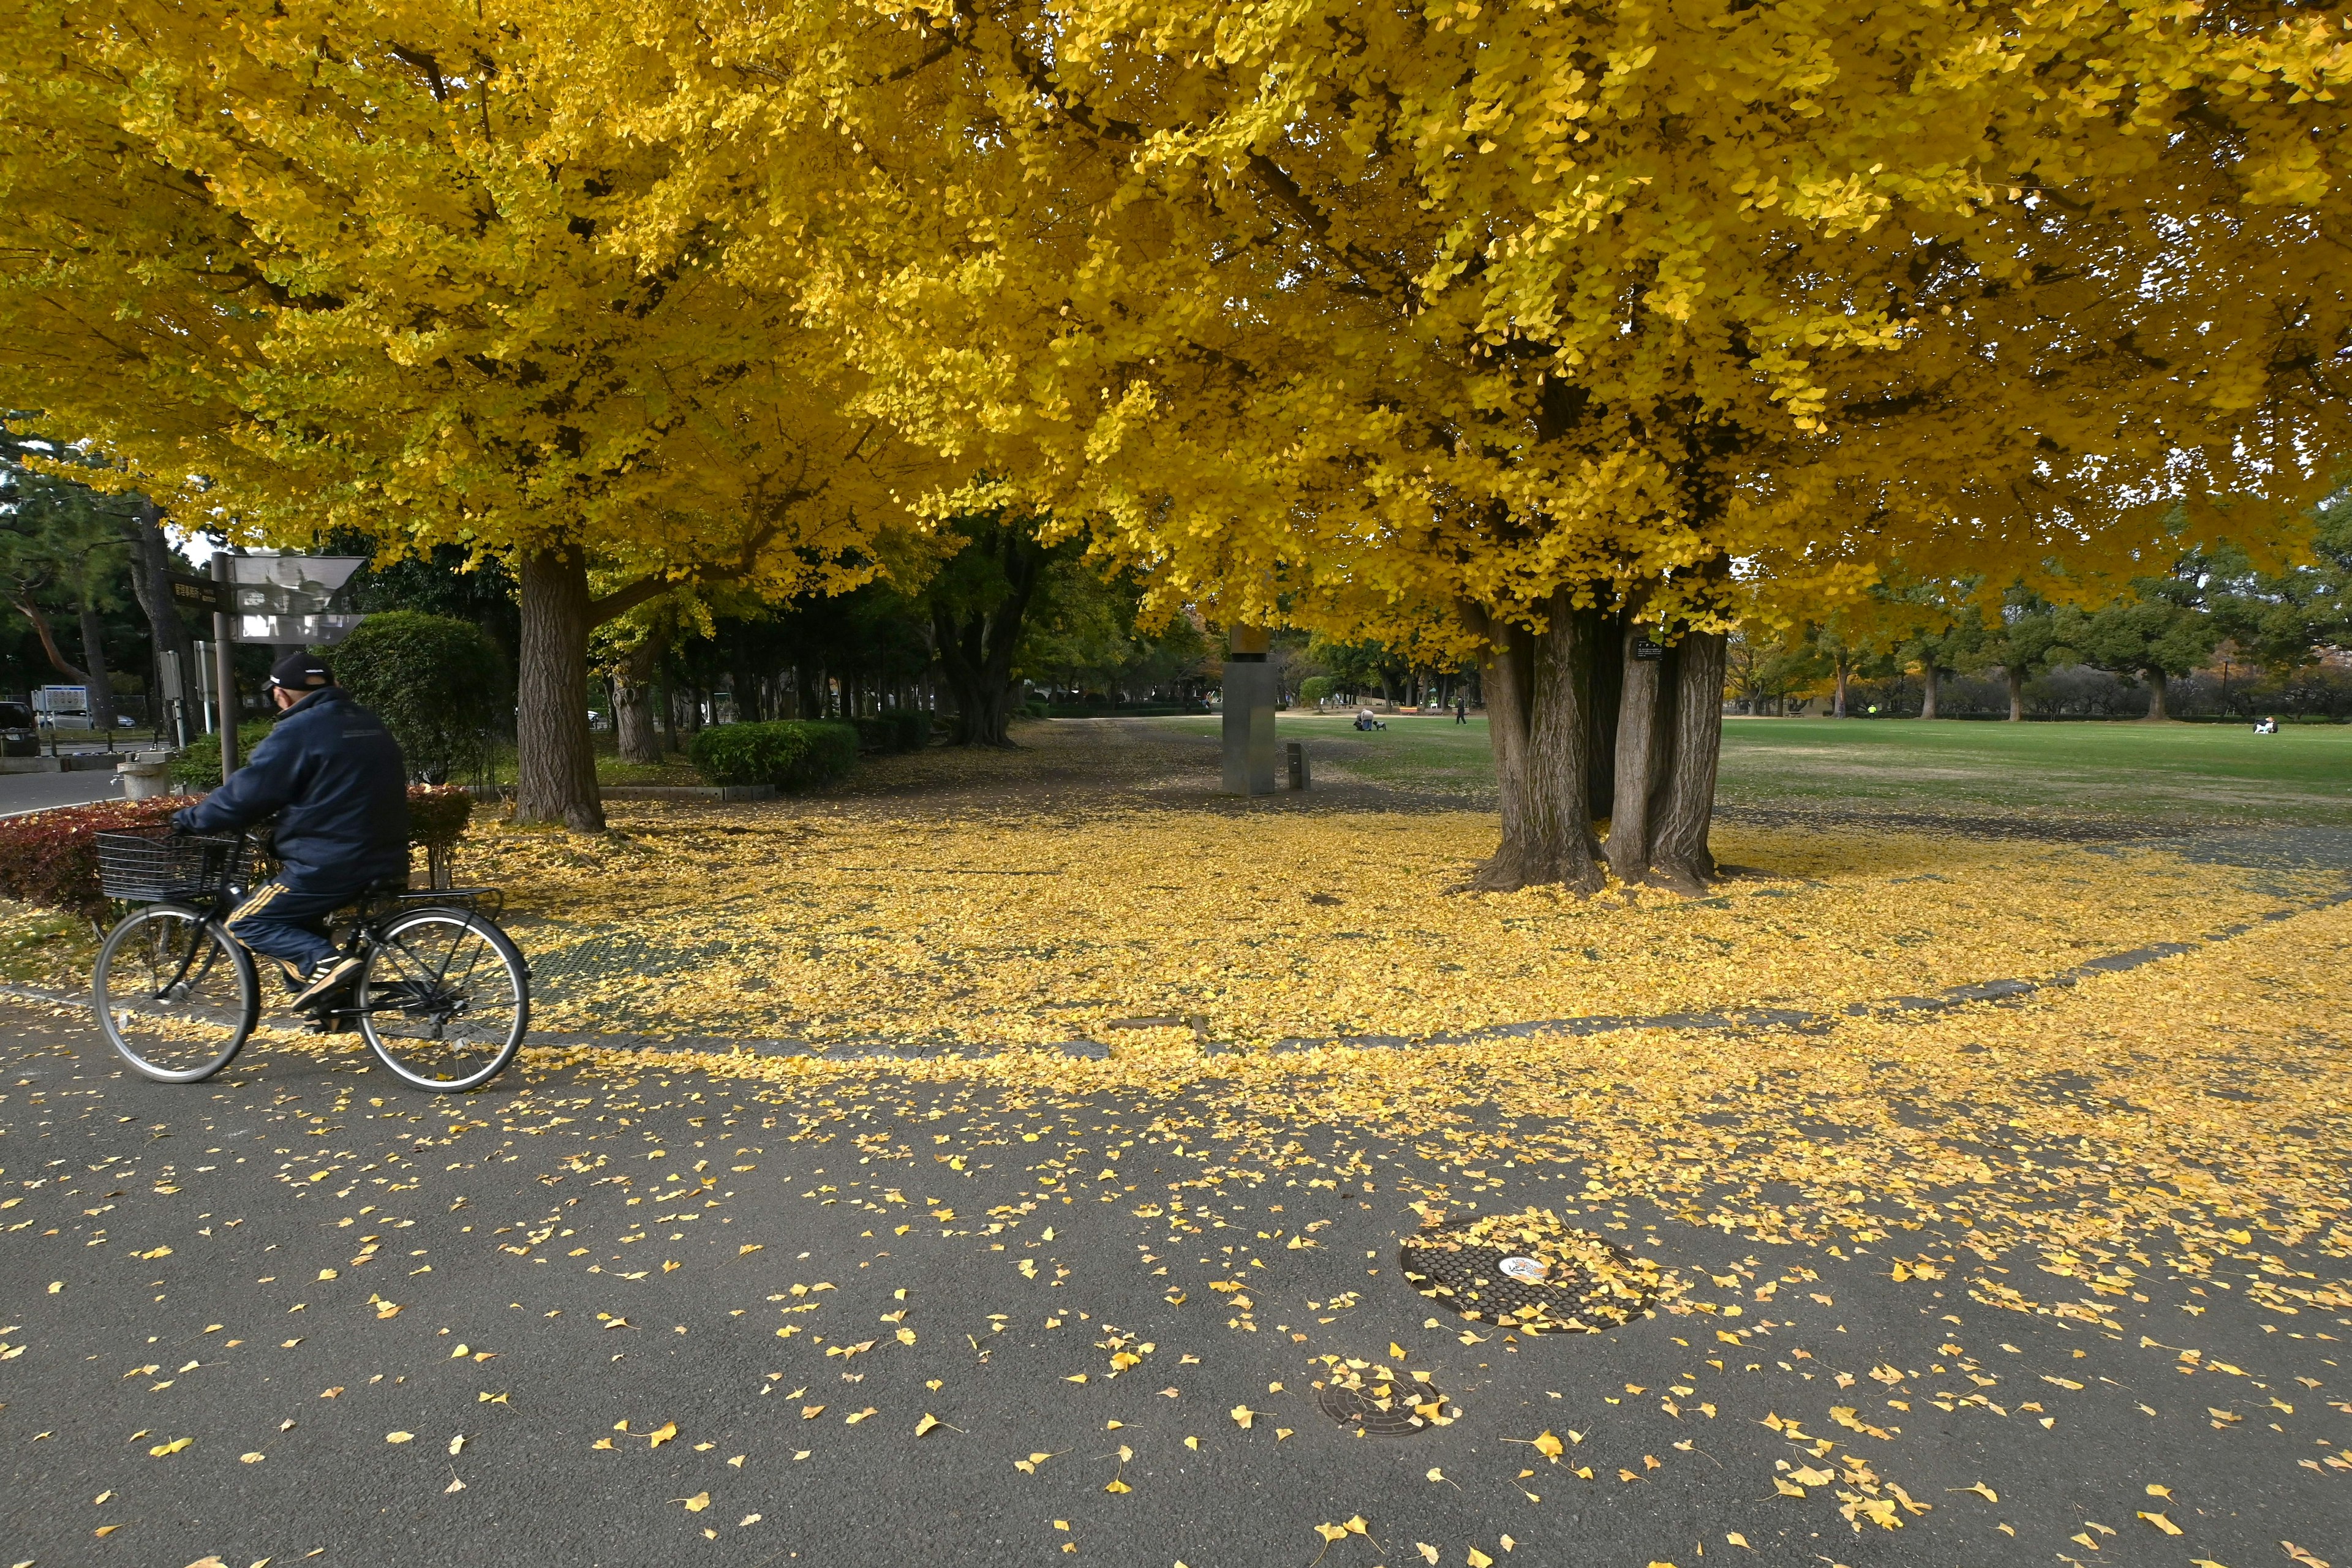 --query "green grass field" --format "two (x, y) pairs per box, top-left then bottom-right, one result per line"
(1155, 712), (2352, 826)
